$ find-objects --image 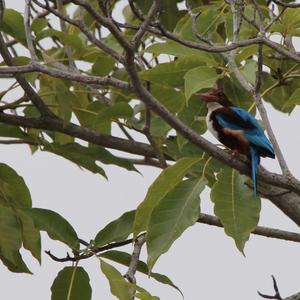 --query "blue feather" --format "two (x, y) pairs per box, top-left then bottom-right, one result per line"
(214, 106), (275, 196)
(249, 147), (260, 196)
(215, 107), (275, 158)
